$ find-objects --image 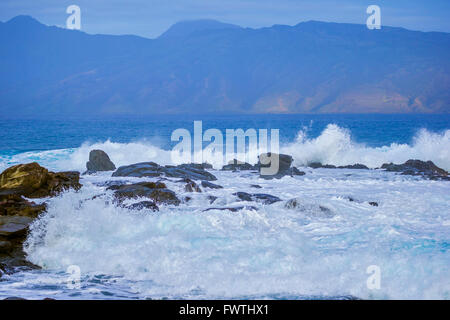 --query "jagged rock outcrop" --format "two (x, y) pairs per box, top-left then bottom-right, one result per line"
(112, 162), (217, 181)
(86, 149), (116, 172)
(0, 162), (81, 198)
(107, 181), (181, 206)
(0, 162), (82, 276)
(233, 192), (281, 205)
(381, 159), (449, 180)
